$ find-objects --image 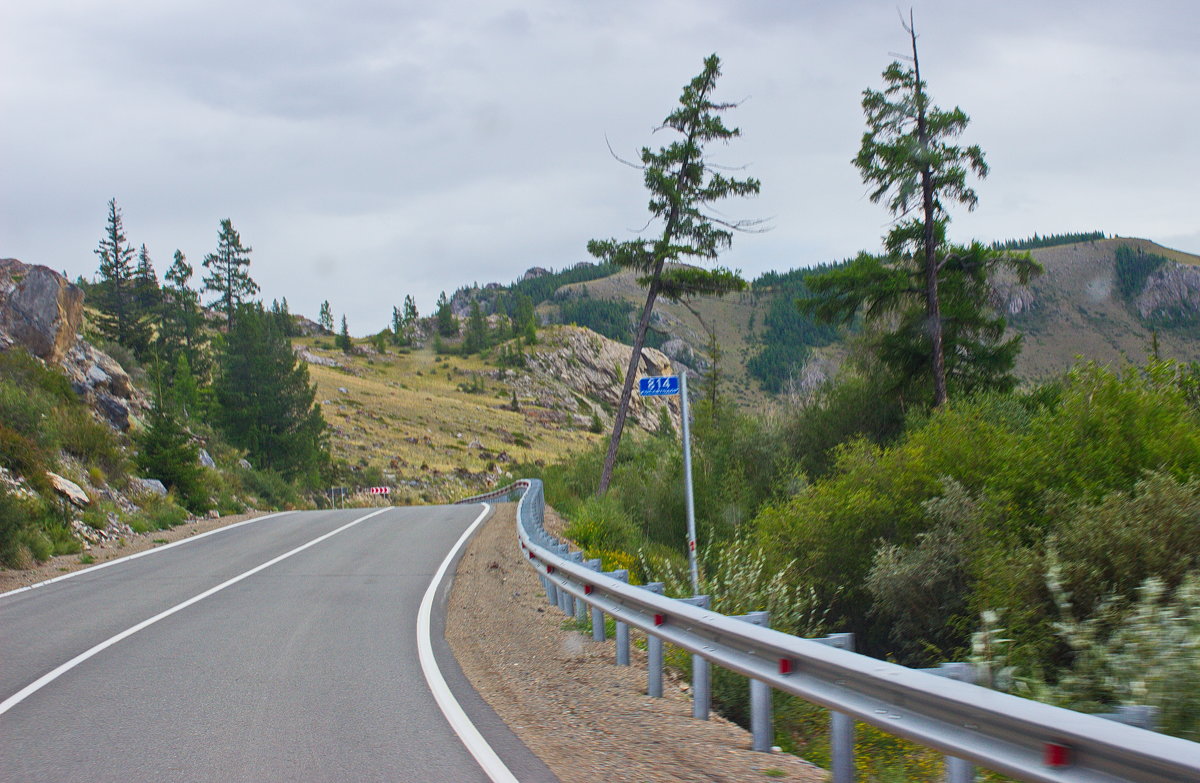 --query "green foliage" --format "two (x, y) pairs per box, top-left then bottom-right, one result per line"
(434, 291), (459, 337)
(755, 360), (1200, 658)
(746, 266), (840, 393)
(201, 218), (259, 328)
(135, 395), (206, 512)
(991, 230), (1105, 251)
(1051, 472), (1200, 619)
(1114, 244), (1165, 301)
(555, 289), (634, 342)
(214, 304), (329, 484)
(586, 53), (759, 494)
(336, 315), (353, 352)
(1049, 567), (1200, 740)
(92, 198), (152, 356)
(462, 301), (488, 354)
(235, 466), (302, 509)
(318, 300), (333, 332)
(128, 495), (190, 533)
